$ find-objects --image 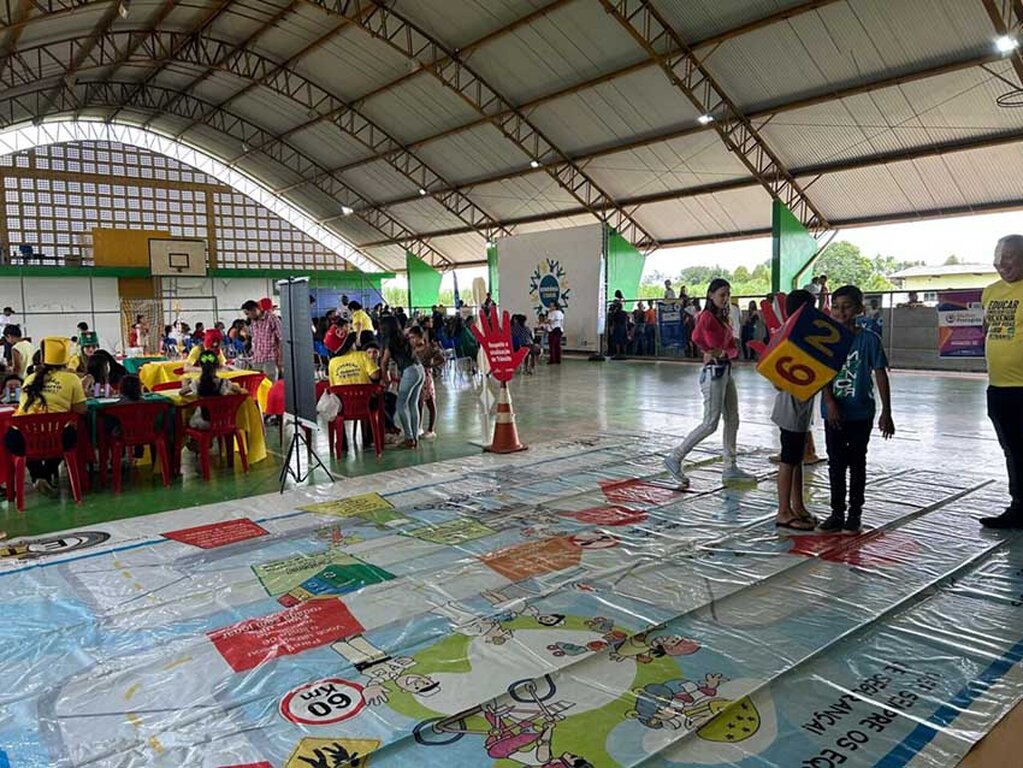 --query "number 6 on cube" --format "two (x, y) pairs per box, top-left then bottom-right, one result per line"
(756, 304), (854, 400)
